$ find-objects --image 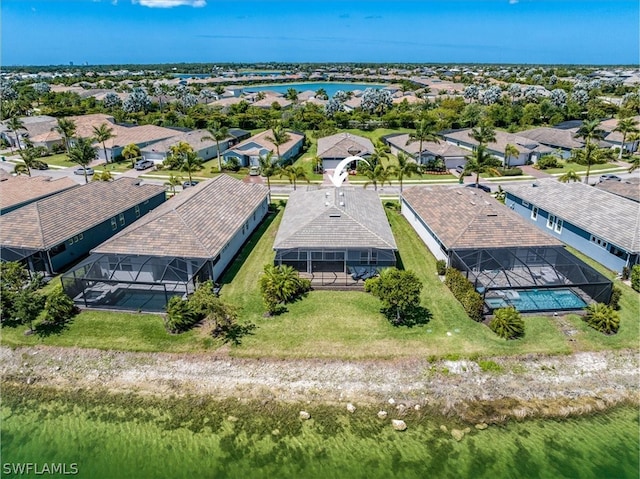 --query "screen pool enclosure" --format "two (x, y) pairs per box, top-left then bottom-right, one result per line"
(61, 253), (213, 312)
(449, 246), (613, 314)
